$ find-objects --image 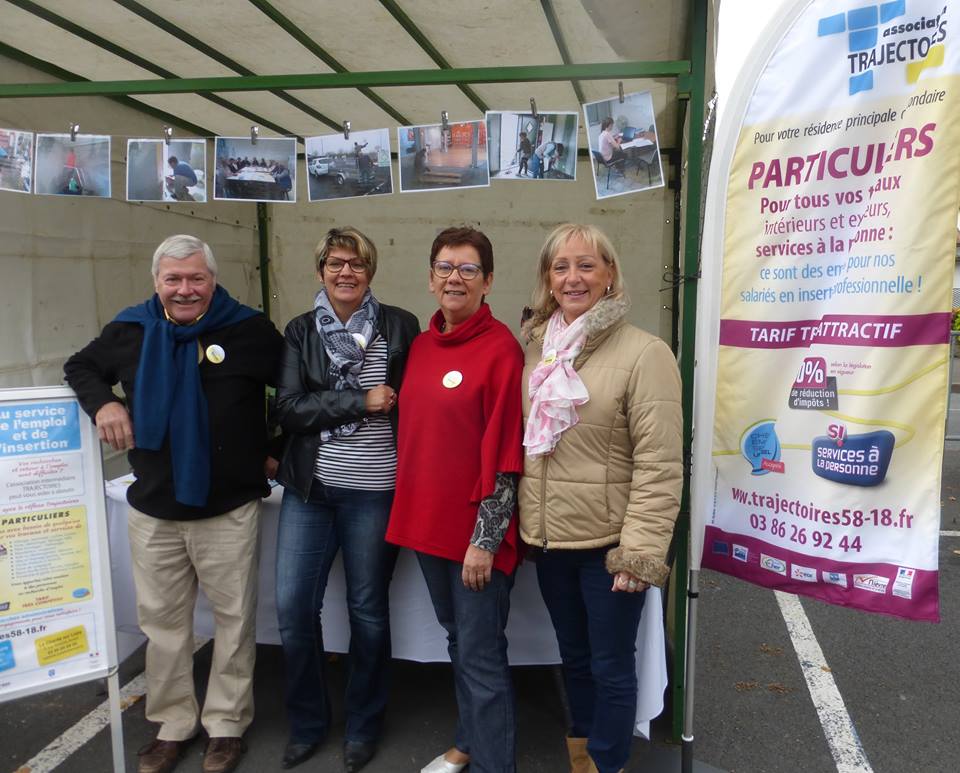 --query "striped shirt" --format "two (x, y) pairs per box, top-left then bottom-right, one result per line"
(314, 336), (397, 490)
